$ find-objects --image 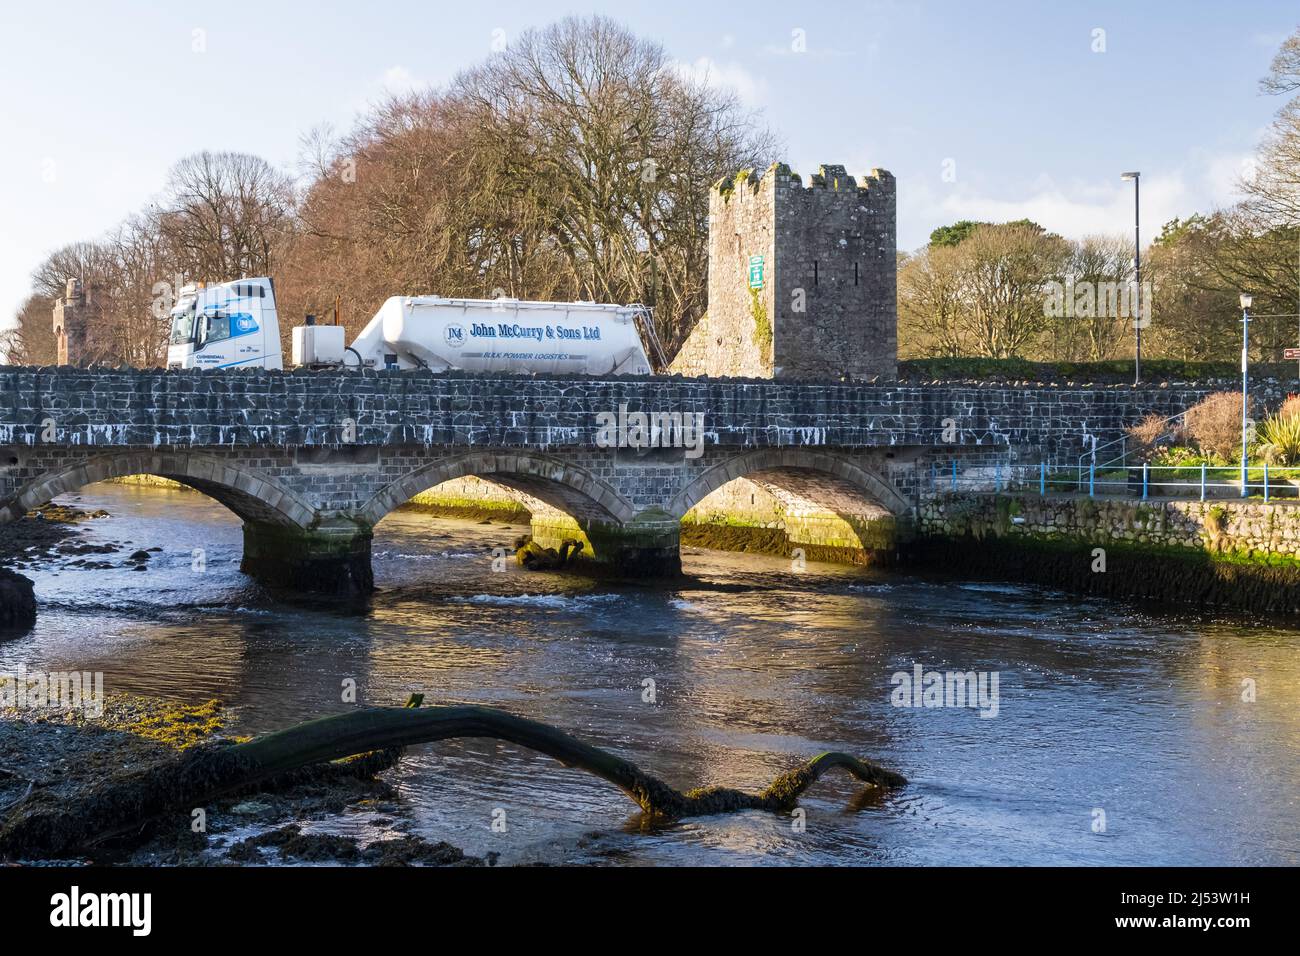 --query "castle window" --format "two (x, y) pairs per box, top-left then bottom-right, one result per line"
(814, 261), (819, 286)
(854, 262), (859, 286)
